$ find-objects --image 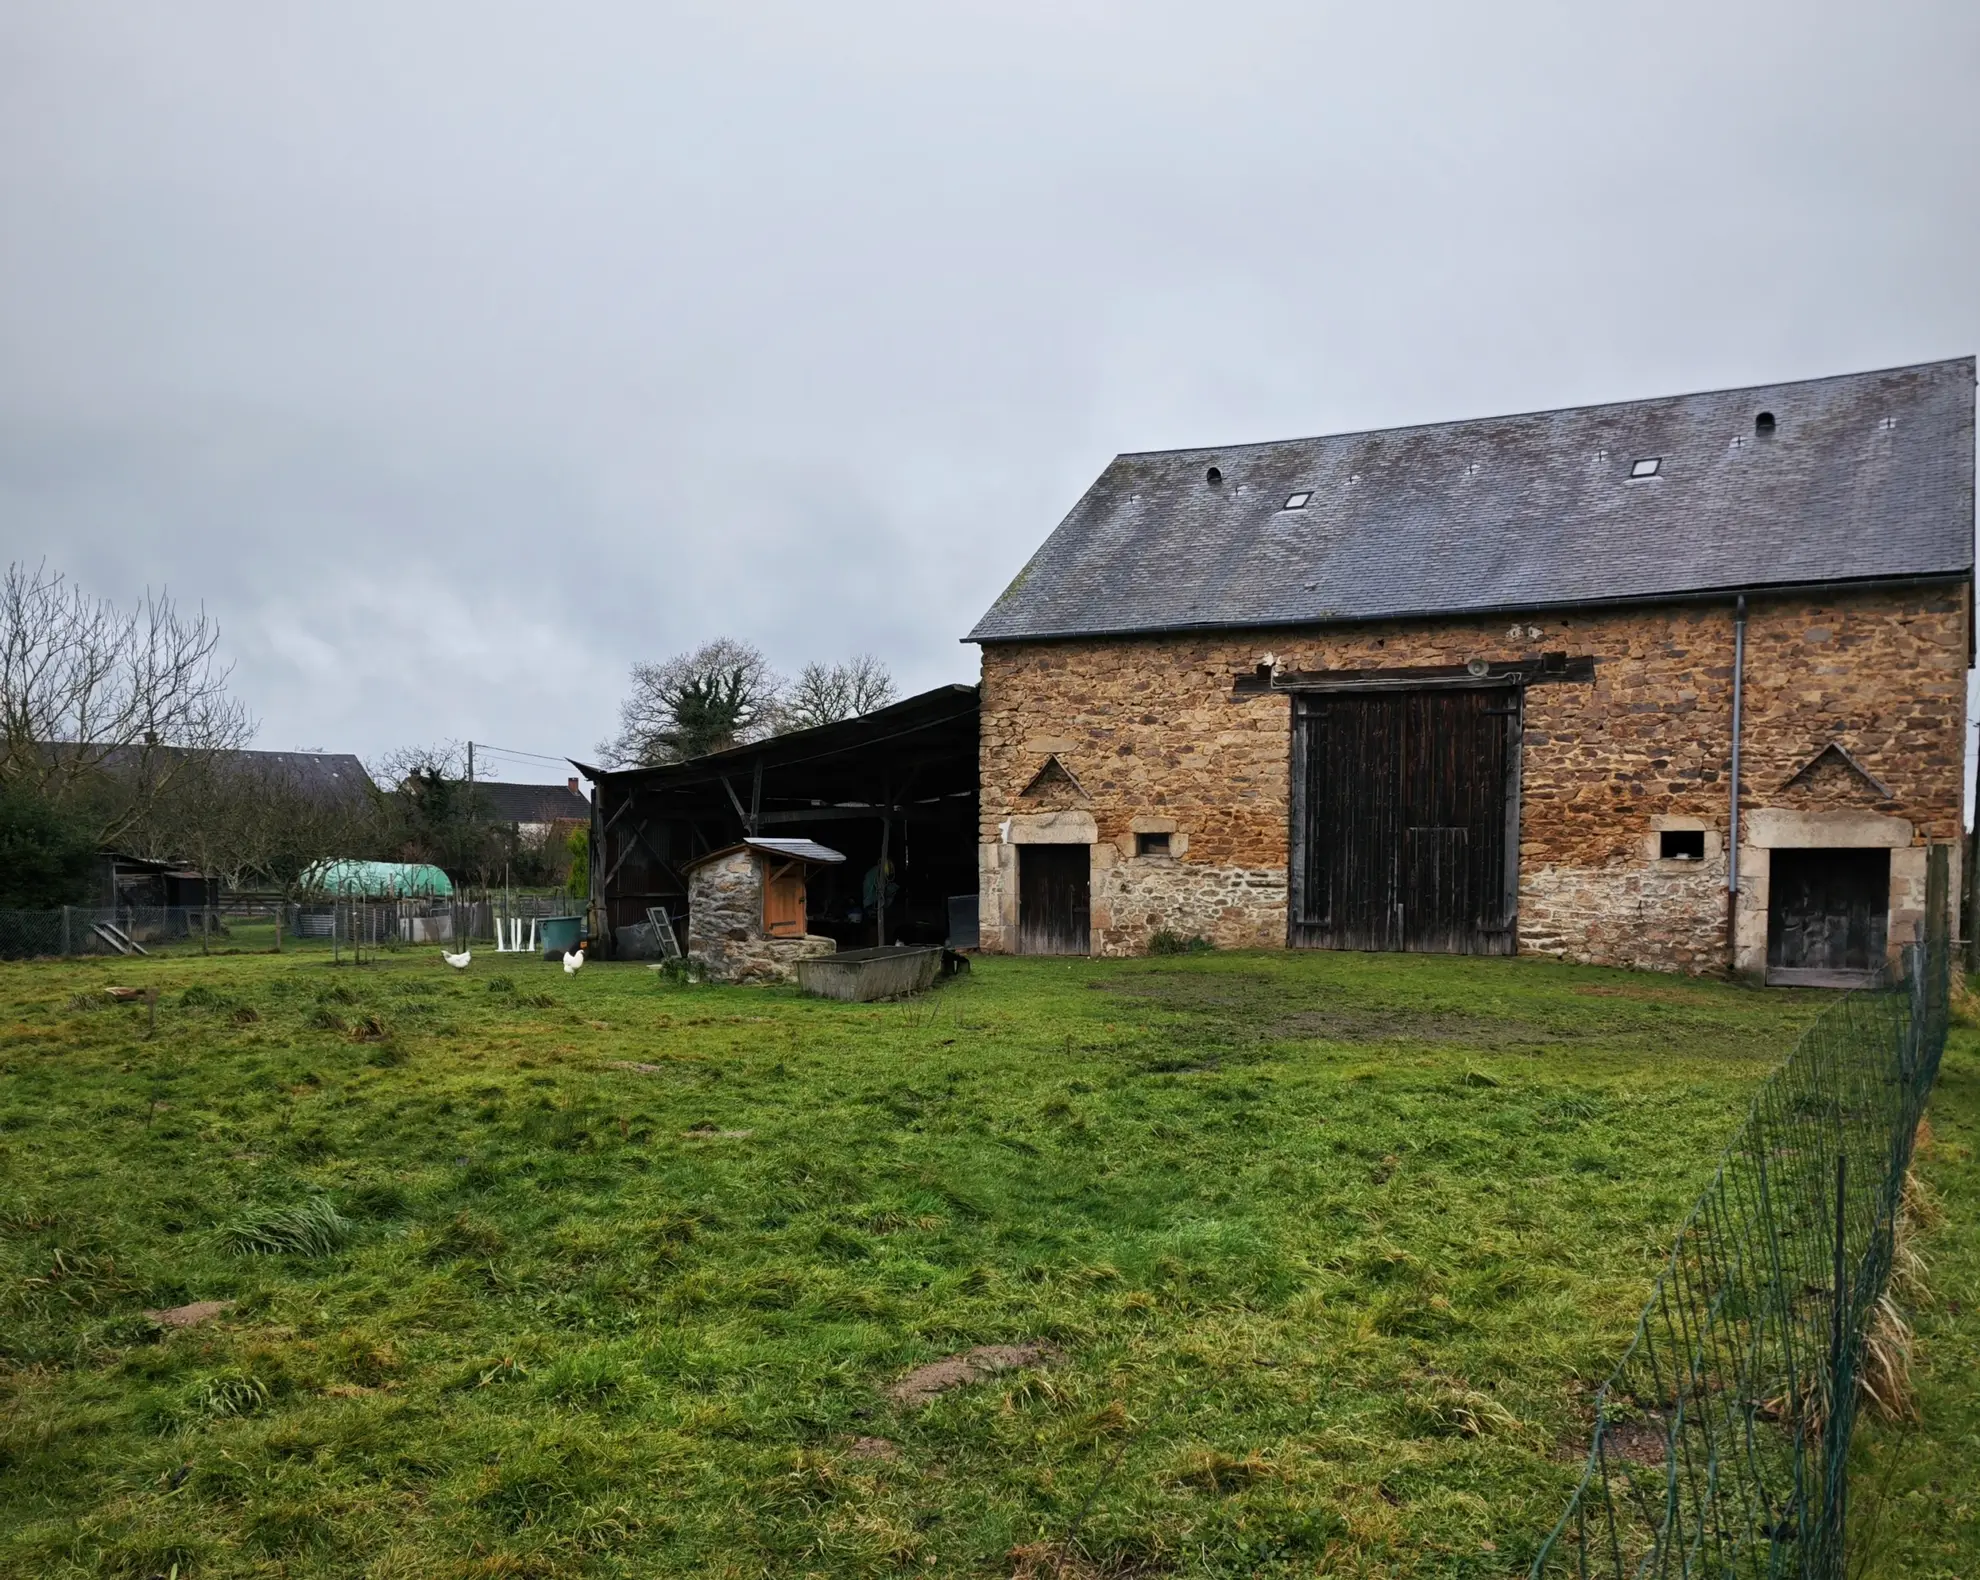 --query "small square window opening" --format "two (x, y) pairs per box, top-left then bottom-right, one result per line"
(1630, 457), (1661, 479)
(1283, 492), (1311, 510)
(1135, 832), (1172, 857)
(1660, 829), (1705, 861)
